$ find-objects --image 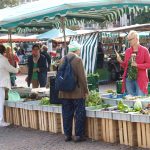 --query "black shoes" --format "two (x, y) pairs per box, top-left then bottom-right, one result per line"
(65, 136), (72, 142)
(74, 136), (86, 142)
(64, 135), (86, 142)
